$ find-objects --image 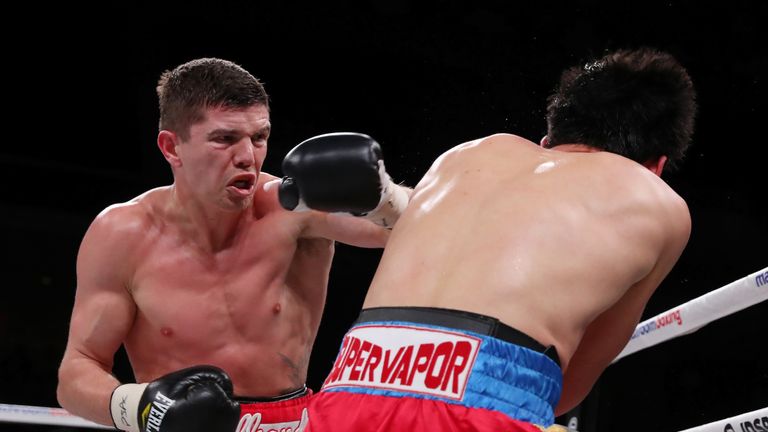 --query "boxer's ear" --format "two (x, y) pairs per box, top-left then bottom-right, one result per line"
(158, 130), (182, 167)
(642, 155), (668, 176)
